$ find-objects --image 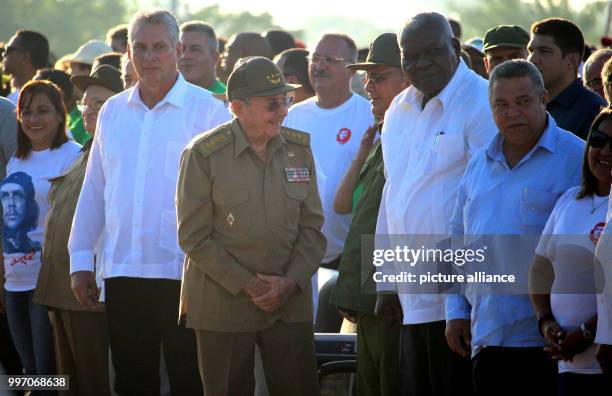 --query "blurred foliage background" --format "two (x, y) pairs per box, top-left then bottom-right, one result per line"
(1, 0), (610, 58)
